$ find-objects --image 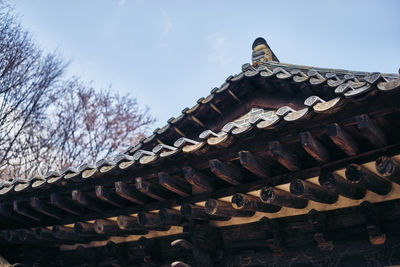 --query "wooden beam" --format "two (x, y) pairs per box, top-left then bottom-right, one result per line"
(17, 229), (36, 242)
(115, 181), (148, 204)
(158, 172), (191, 197)
(209, 159), (243, 185)
(94, 219), (121, 235)
(269, 141), (301, 171)
(117, 215), (170, 231)
(260, 187), (308, 209)
(72, 190), (103, 212)
(13, 200), (44, 222)
(34, 227), (54, 241)
(182, 166), (214, 192)
(159, 208), (184, 226)
(54, 225), (103, 241)
(137, 212), (166, 228)
(260, 217), (283, 256)
(345, 164), (392, 195)
(95, 219), (148, 236)
(74, 222), (98, 236)
(0, 203), (31, 226)
(300, 132), (330, 163)
(30, 197), (63, 220)
(375, 156), (400, 185)
(231, 193), (281, 213)
(2, 230), (18, 243)
(52, 225), (78, 240)
(290, 179), (338, 204)
(327, 123), (359, 156)
(50, 194), (84, 216)
(205, 199), (255, 217)
(171, 261), (191, 267)
(135, 177), (171, 201)
(356, 114), (387, 147)
(180, 203), (229, 221)
(95, 185), (127, 207)
(361, 201), (386, 245)
(117, 215), (140, 230)
(318, 171), (366, 200)
(238, 151), (269, 178)
(308, 209), (334, 251)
